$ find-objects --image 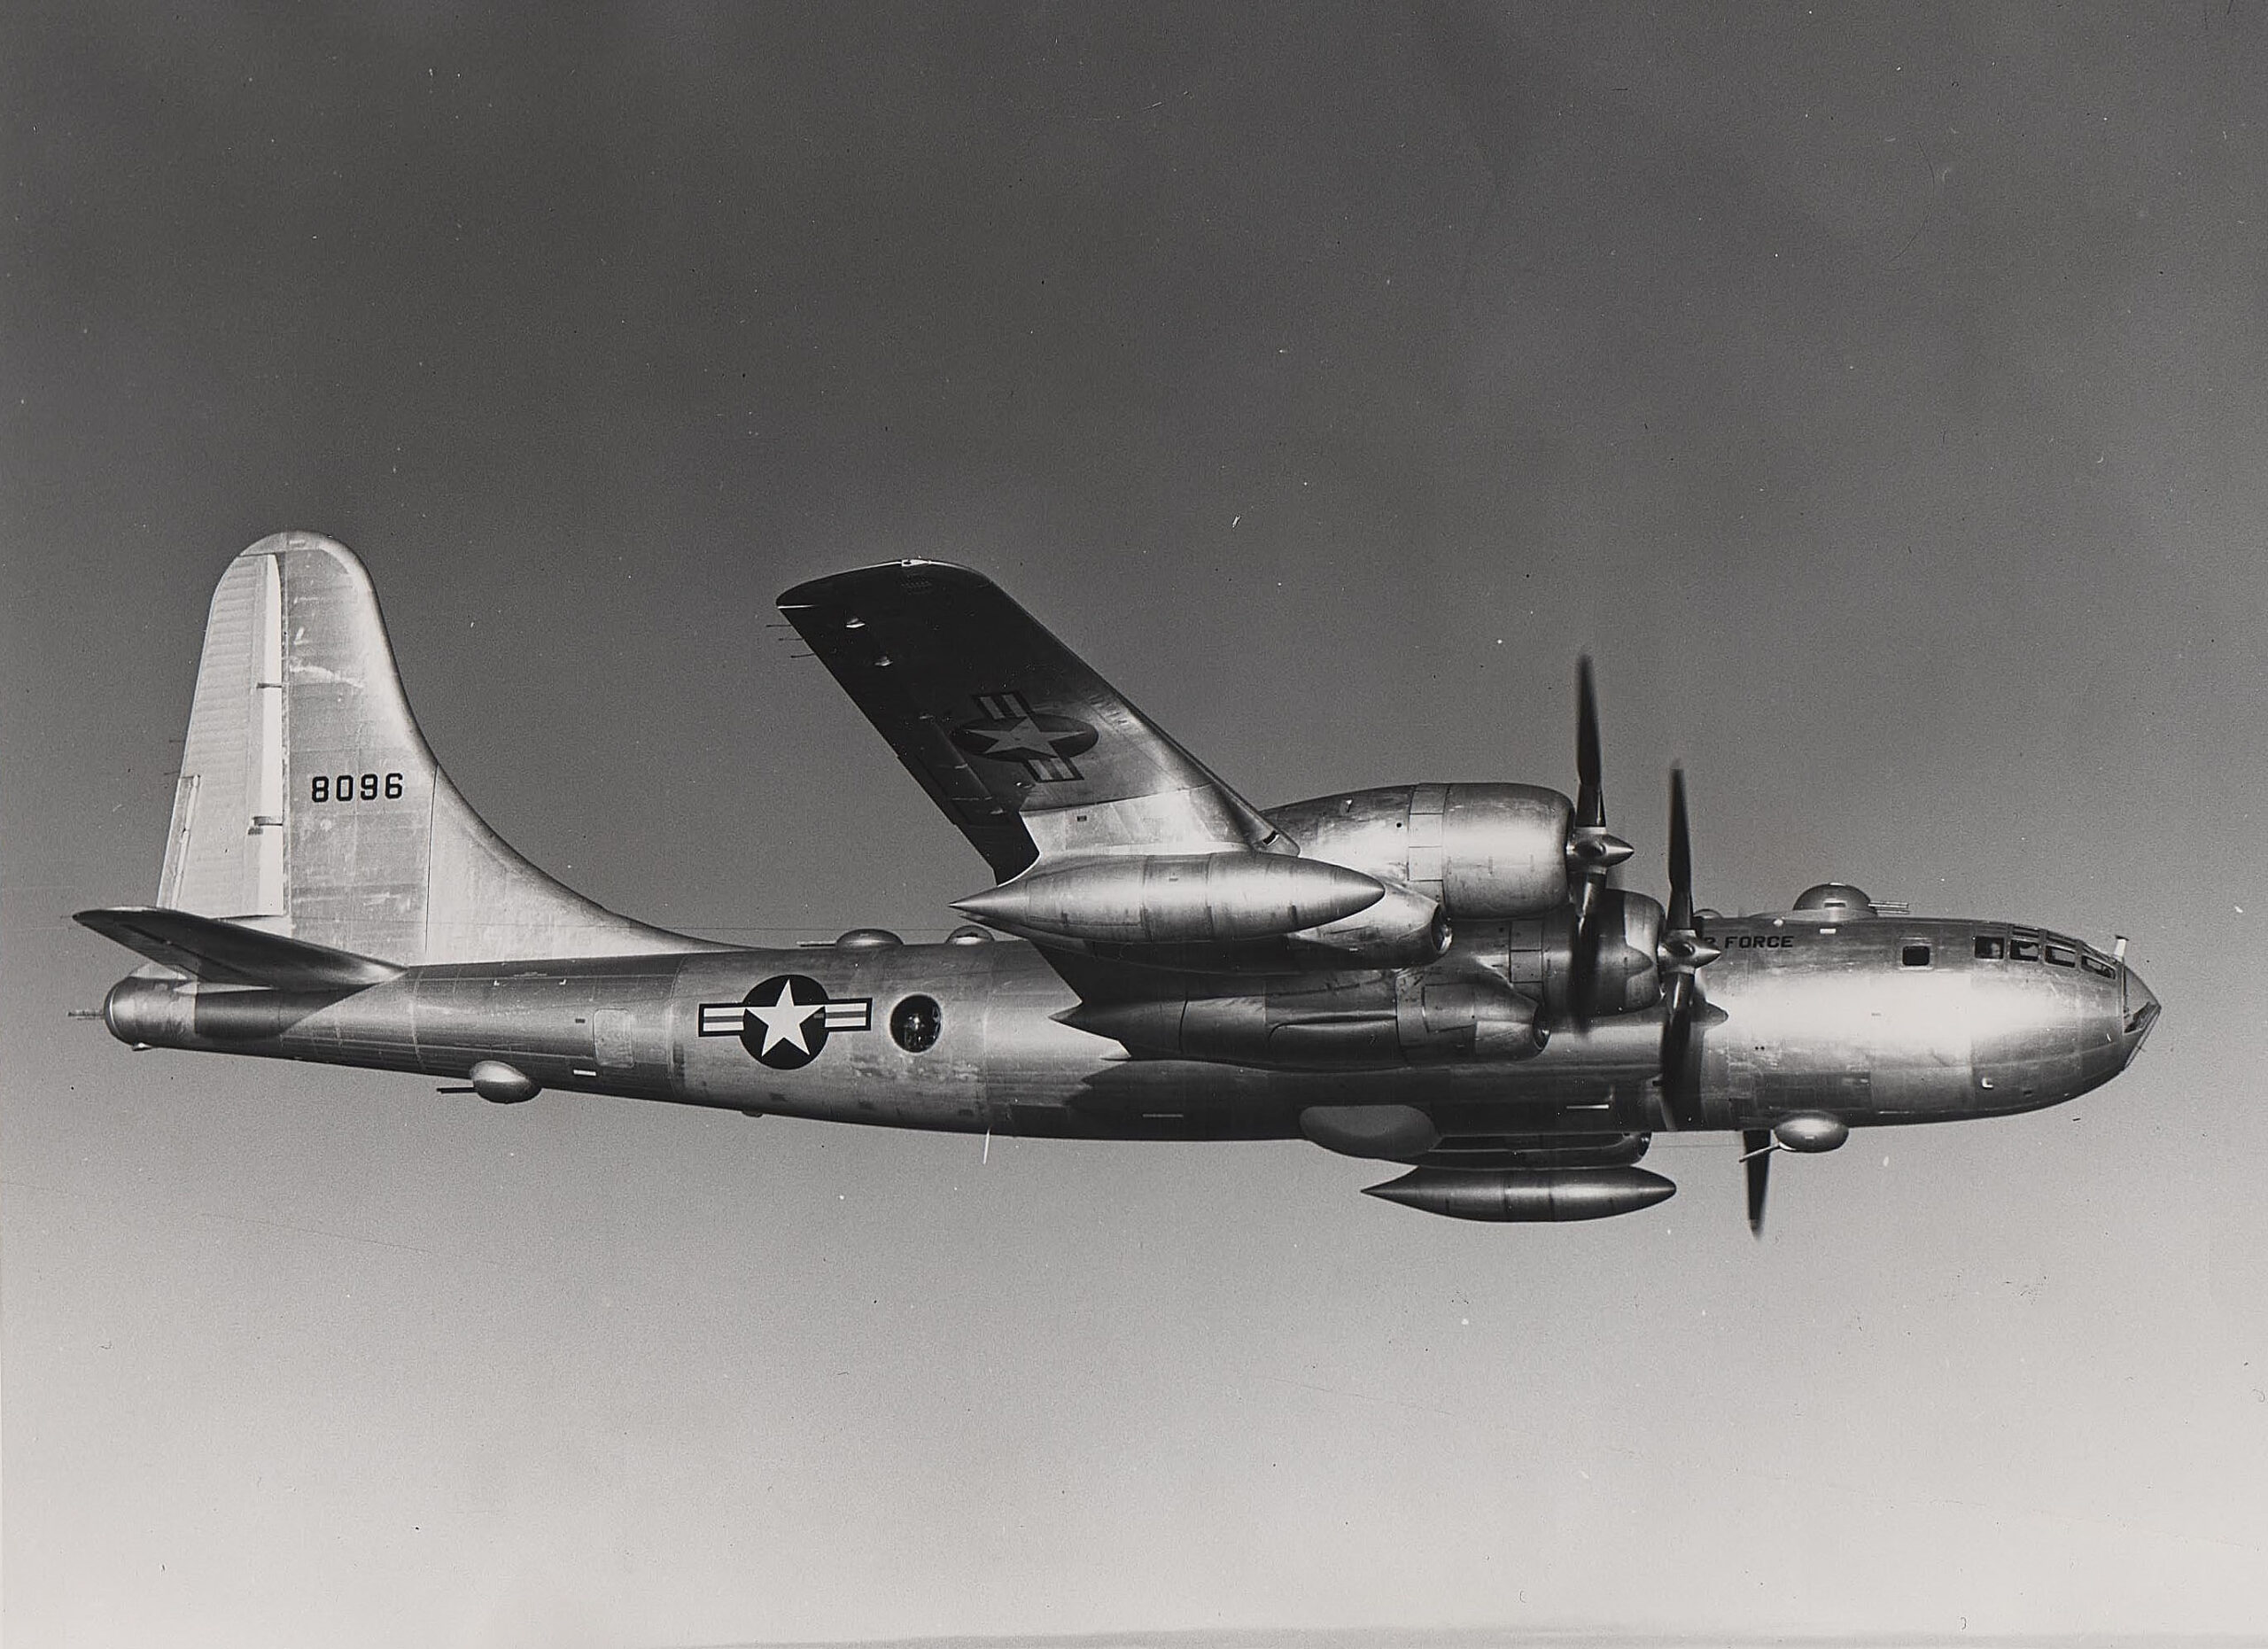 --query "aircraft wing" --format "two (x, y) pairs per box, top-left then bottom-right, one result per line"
(779, 562), (1285, 878)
